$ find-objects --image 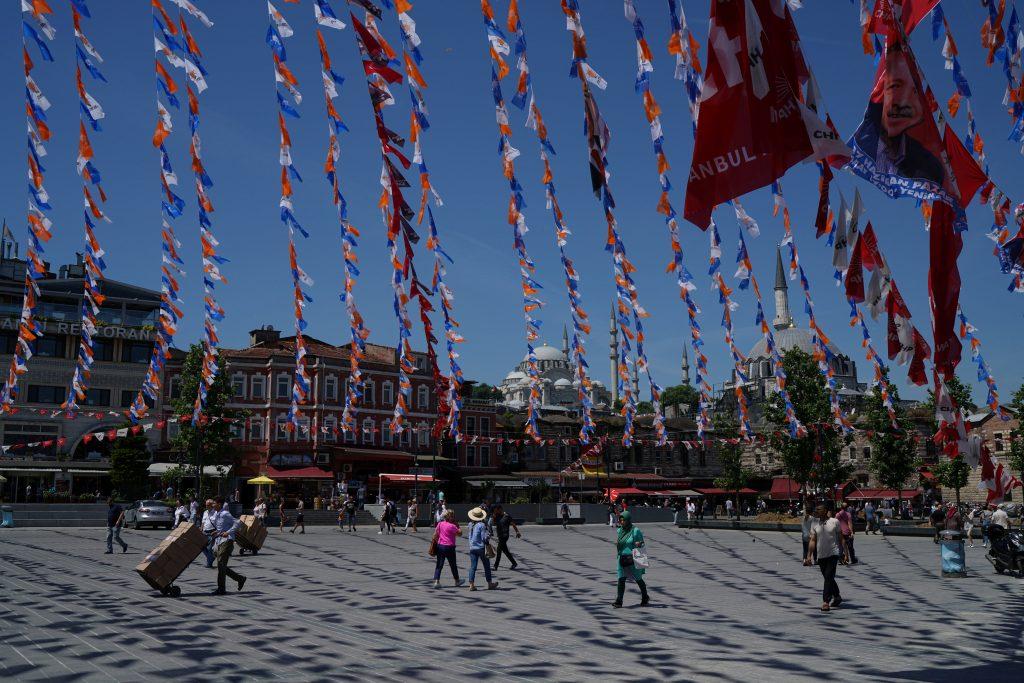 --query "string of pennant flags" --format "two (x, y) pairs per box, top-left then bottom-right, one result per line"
(1, 0), (58, 414)
(62, 0), (109, 417)
(500, 0), (596, 447)
(3, 0), (1024, 463)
